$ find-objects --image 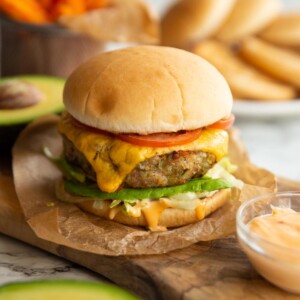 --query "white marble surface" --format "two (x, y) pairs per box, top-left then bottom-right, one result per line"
(0, 234), (106, 285)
